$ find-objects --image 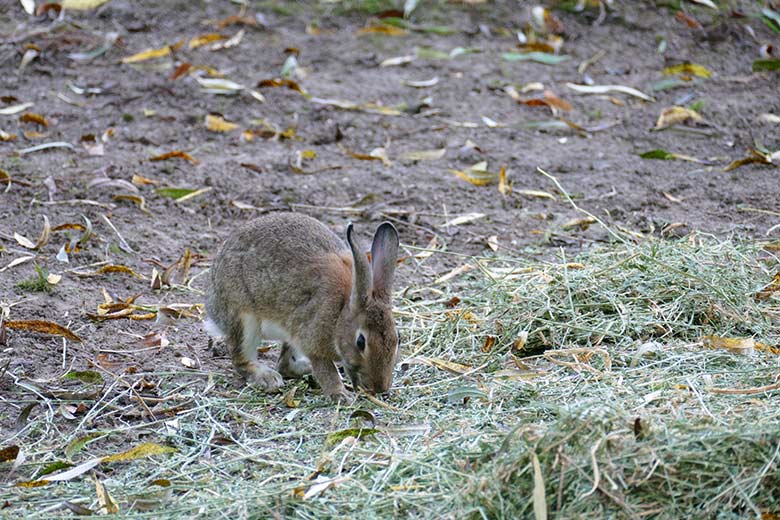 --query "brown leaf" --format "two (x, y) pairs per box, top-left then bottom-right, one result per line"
(481, 336), (496, 353)
(0, 445), (20, 462)
(149, 150), (199, 164)
(214, 14), (257, 29)
(5, 320), (82, 342)
(356, 24), (407, 36)
(169, 63), (192, 80)
(19, 112), (49, 127)
(256, 78), (308, 97)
